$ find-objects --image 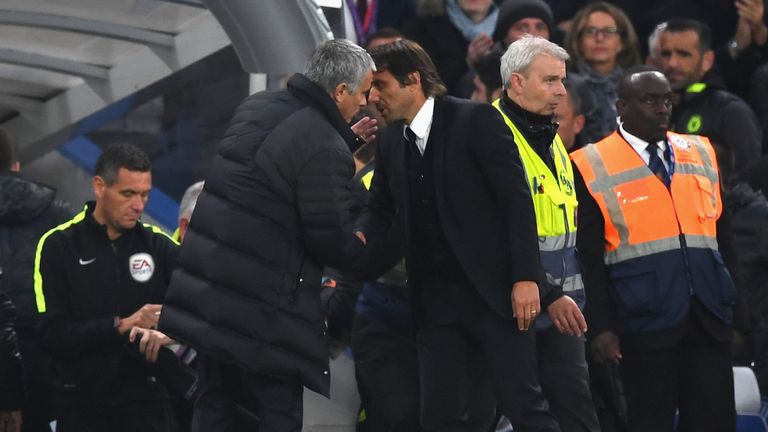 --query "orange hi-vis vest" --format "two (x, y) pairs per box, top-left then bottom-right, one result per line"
(570, 131), (736, 334)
